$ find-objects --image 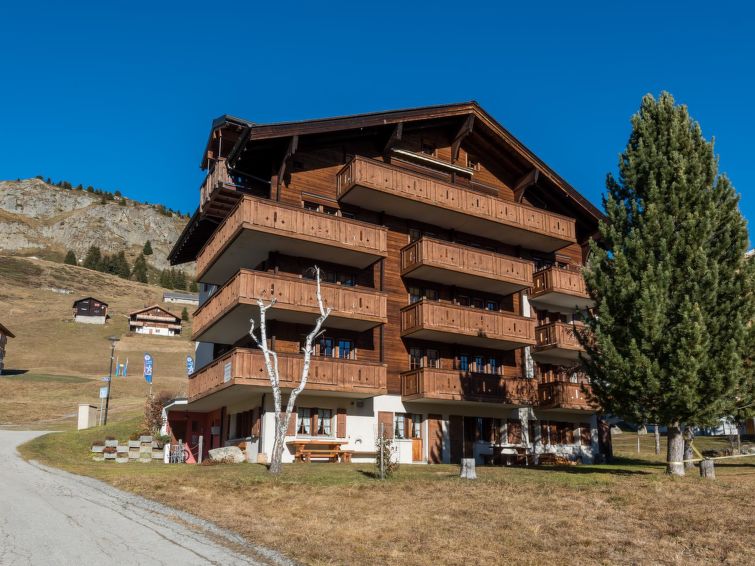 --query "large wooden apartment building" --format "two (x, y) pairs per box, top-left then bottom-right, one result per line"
(167, 102), (604, 464)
